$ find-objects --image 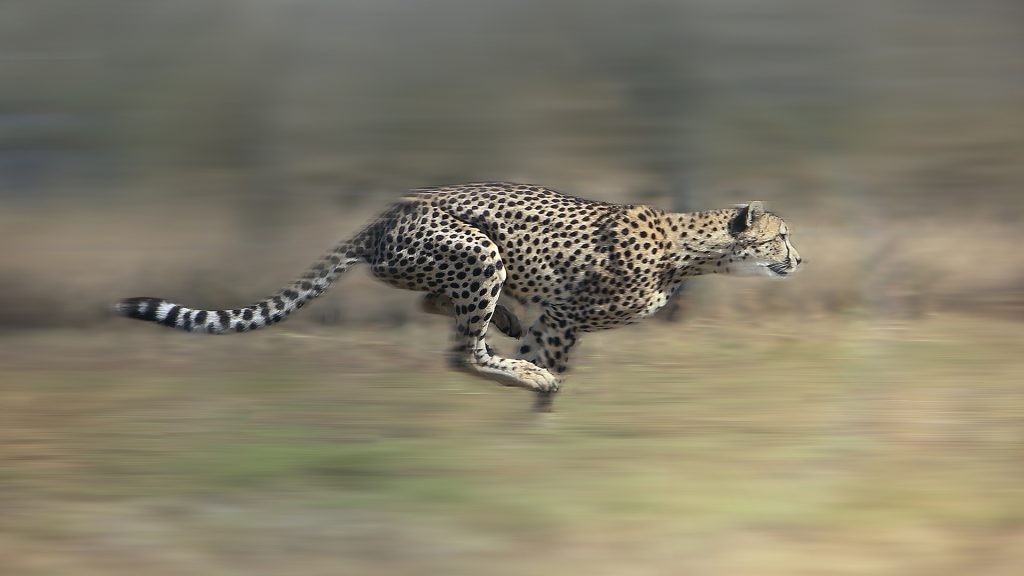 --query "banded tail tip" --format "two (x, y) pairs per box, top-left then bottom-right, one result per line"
(114, 296), (164, 321)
